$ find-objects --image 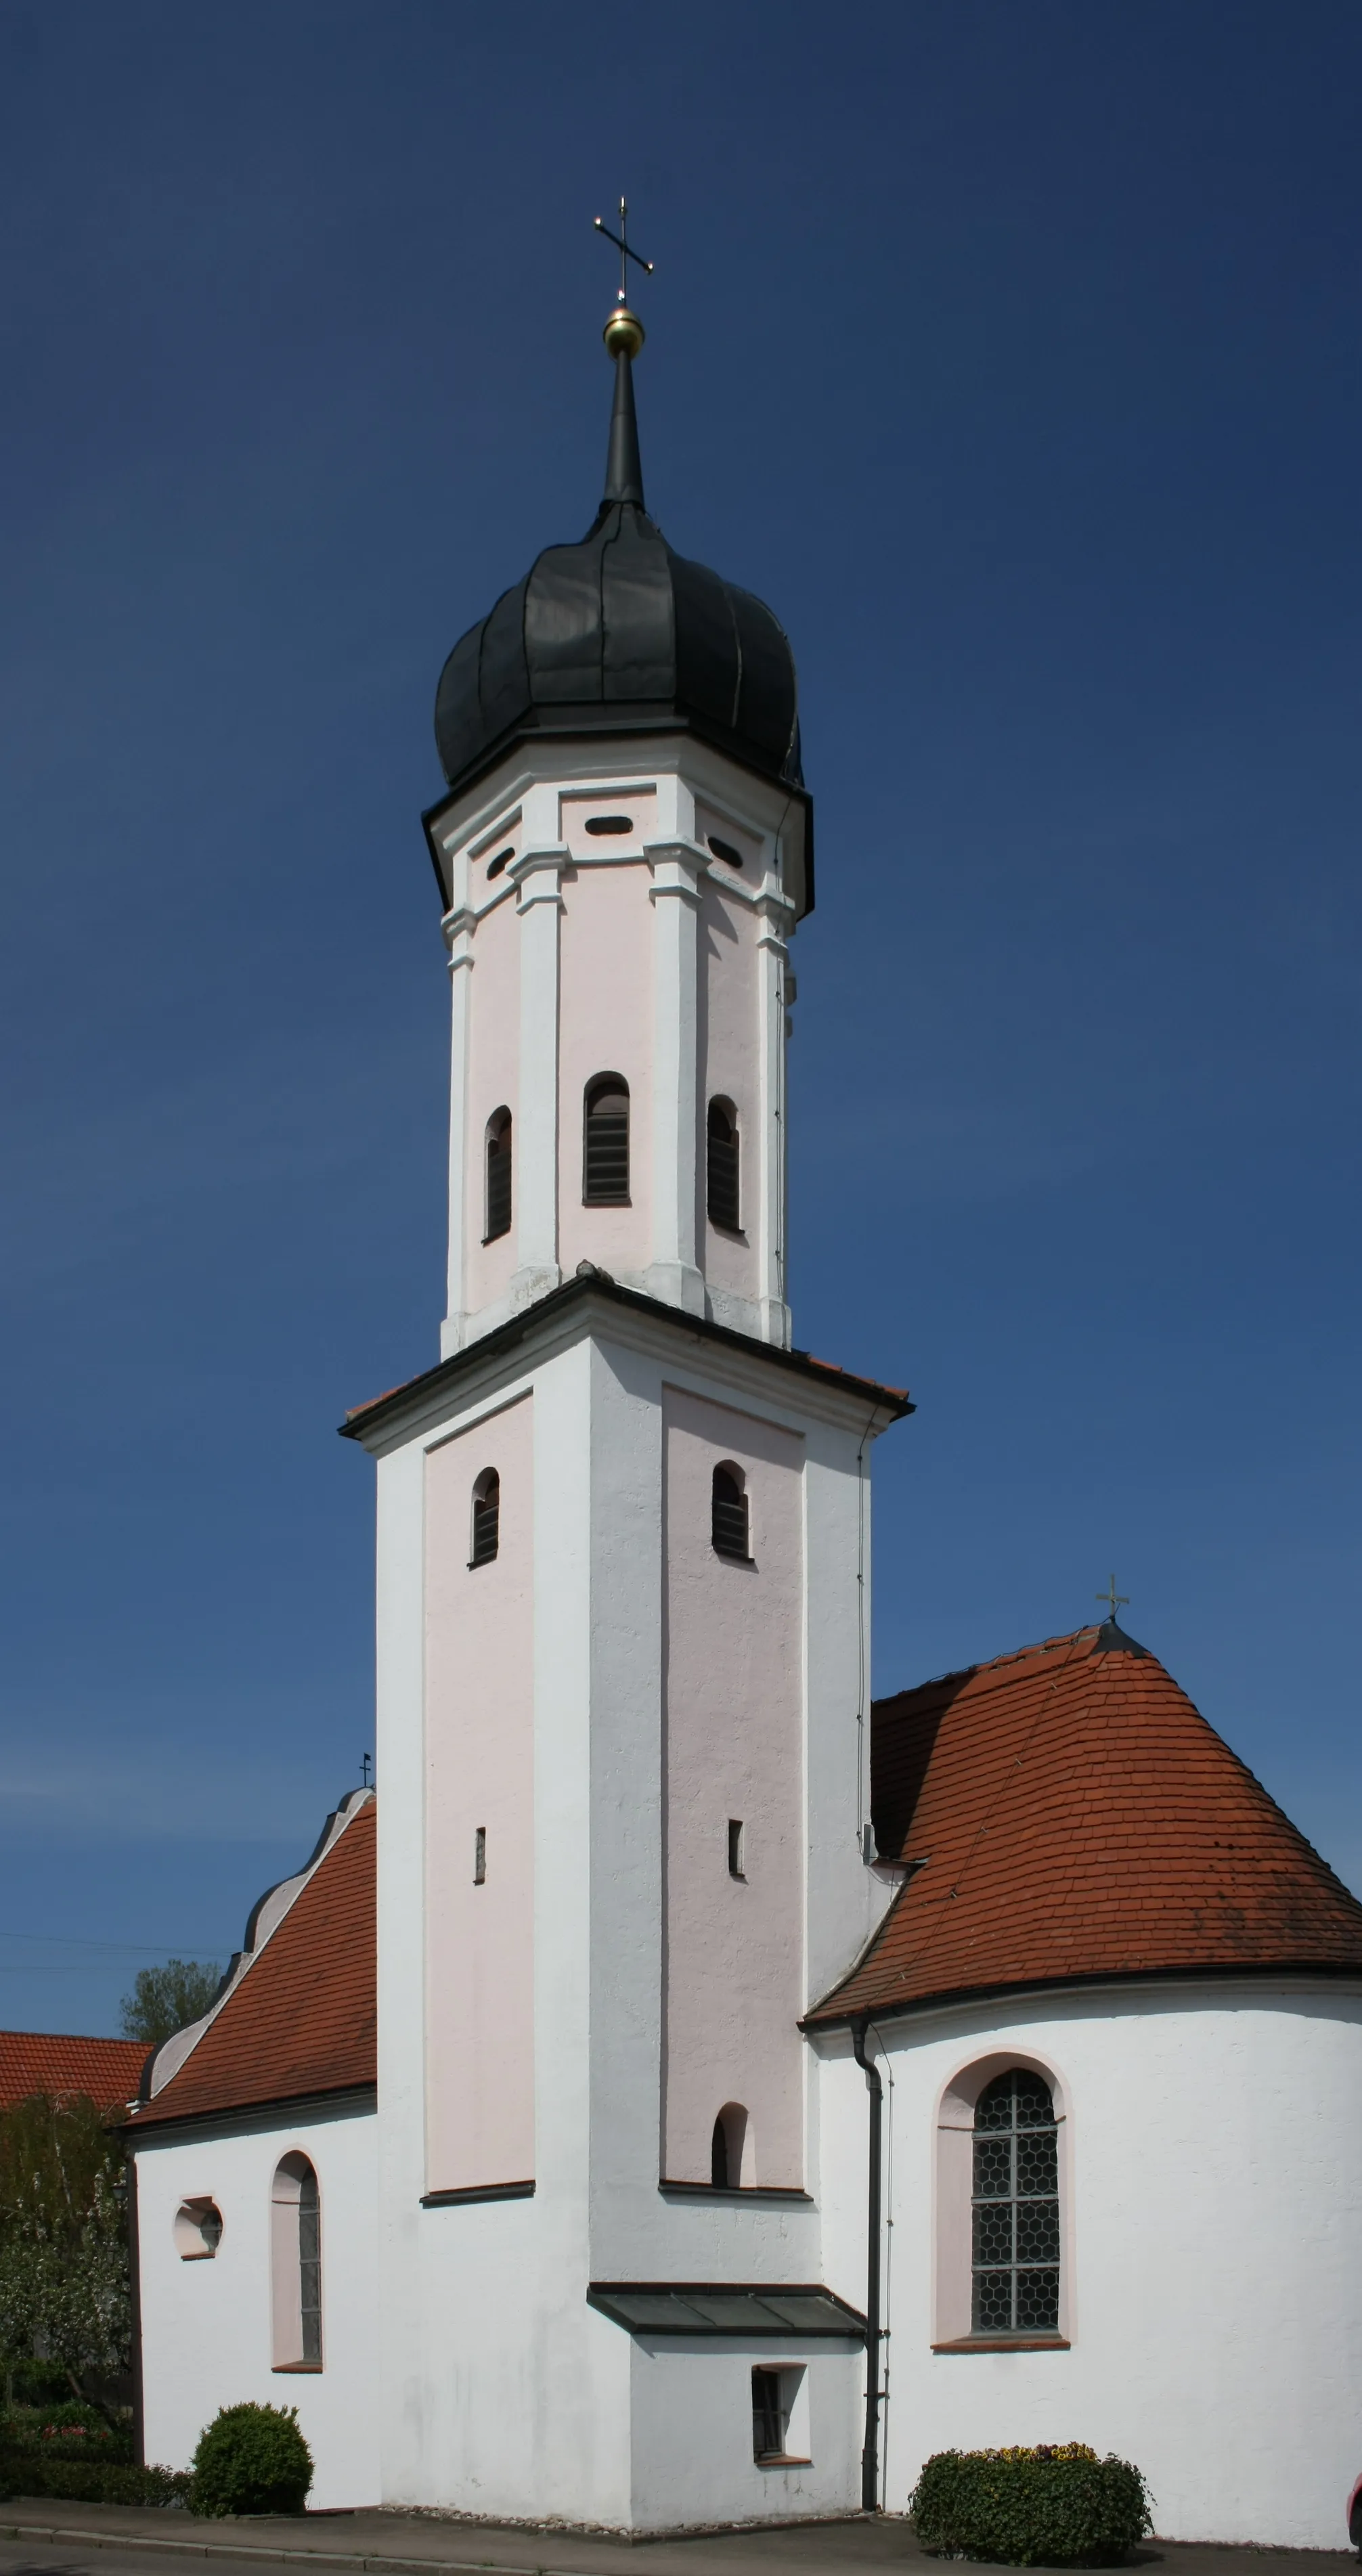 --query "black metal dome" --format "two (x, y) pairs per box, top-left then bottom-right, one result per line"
(433, 350), (803, 803)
